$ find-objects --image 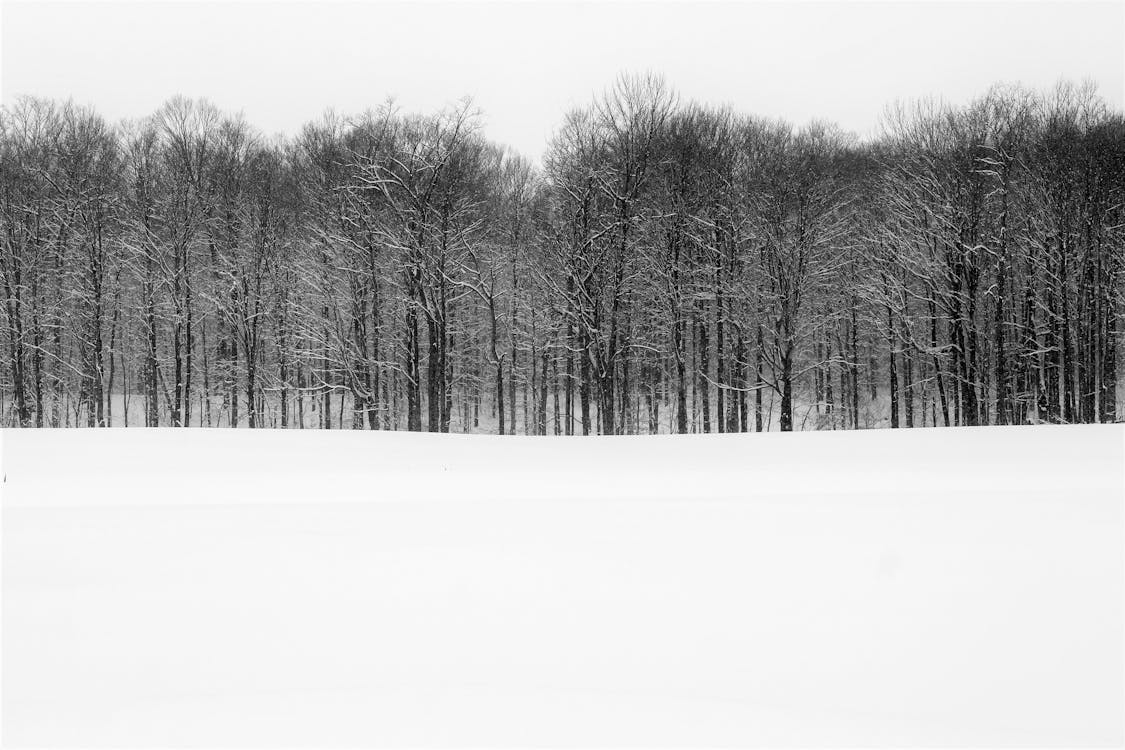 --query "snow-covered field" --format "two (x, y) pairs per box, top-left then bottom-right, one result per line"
(2, 426), (1122, 747)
